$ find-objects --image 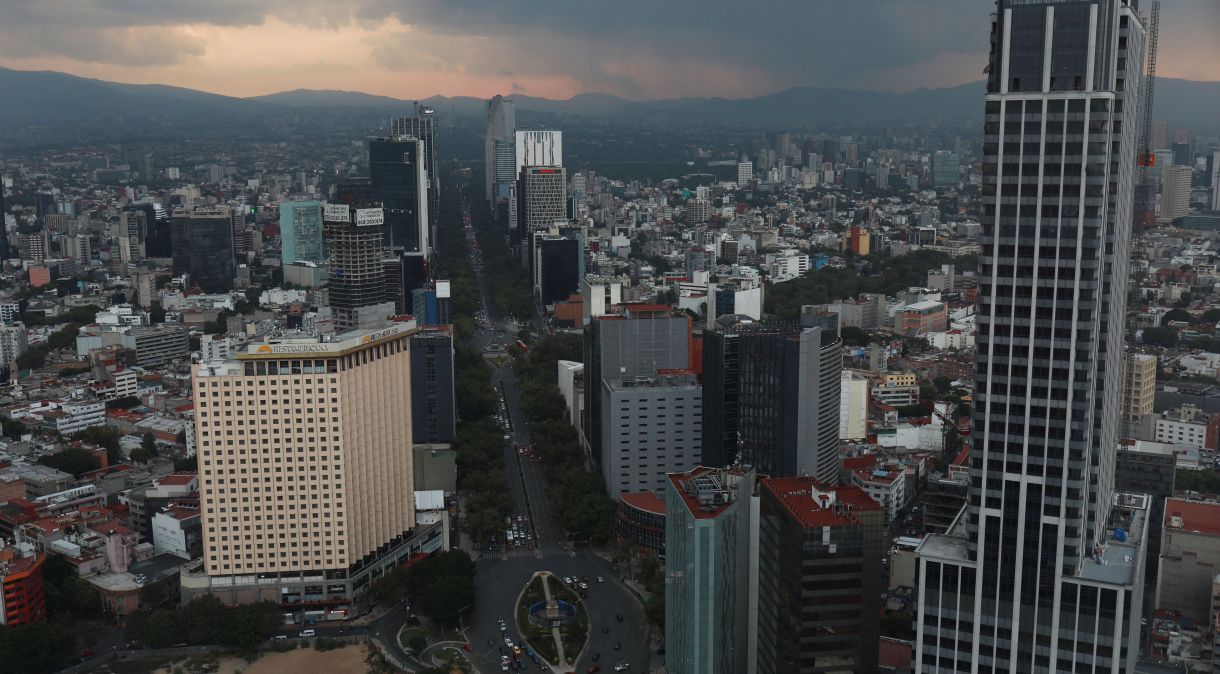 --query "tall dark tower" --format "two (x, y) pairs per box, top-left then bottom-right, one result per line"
(391, 104), (439, 253)
(916, 2), (1150, 672)
(368, 135), (429, 259)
